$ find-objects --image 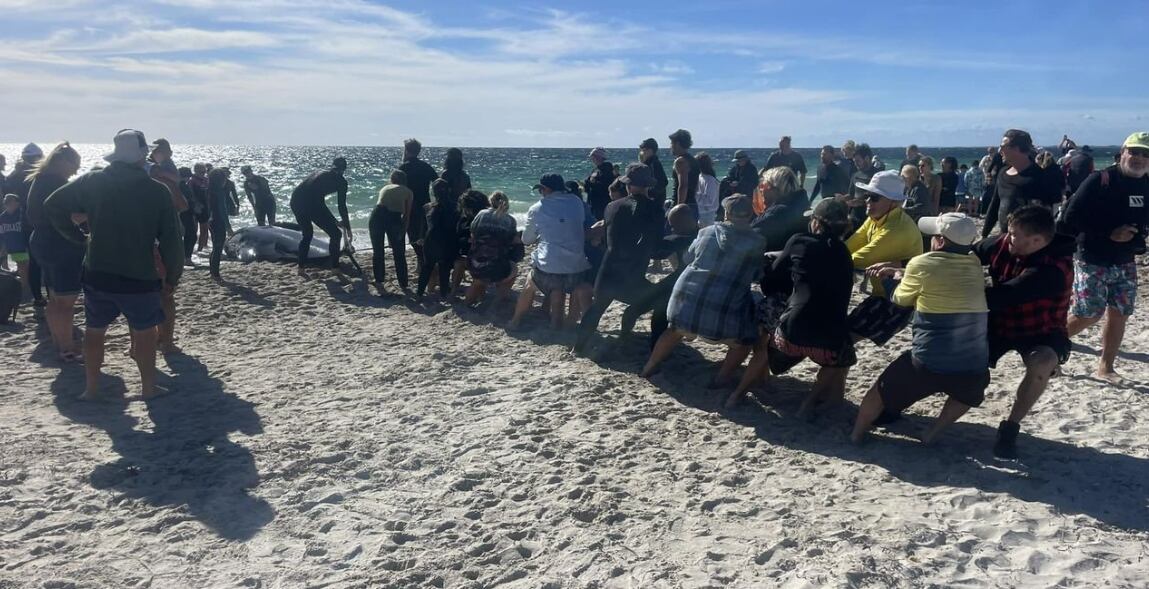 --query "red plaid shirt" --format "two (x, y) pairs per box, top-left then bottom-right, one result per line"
(985, 236), (1072, 339)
